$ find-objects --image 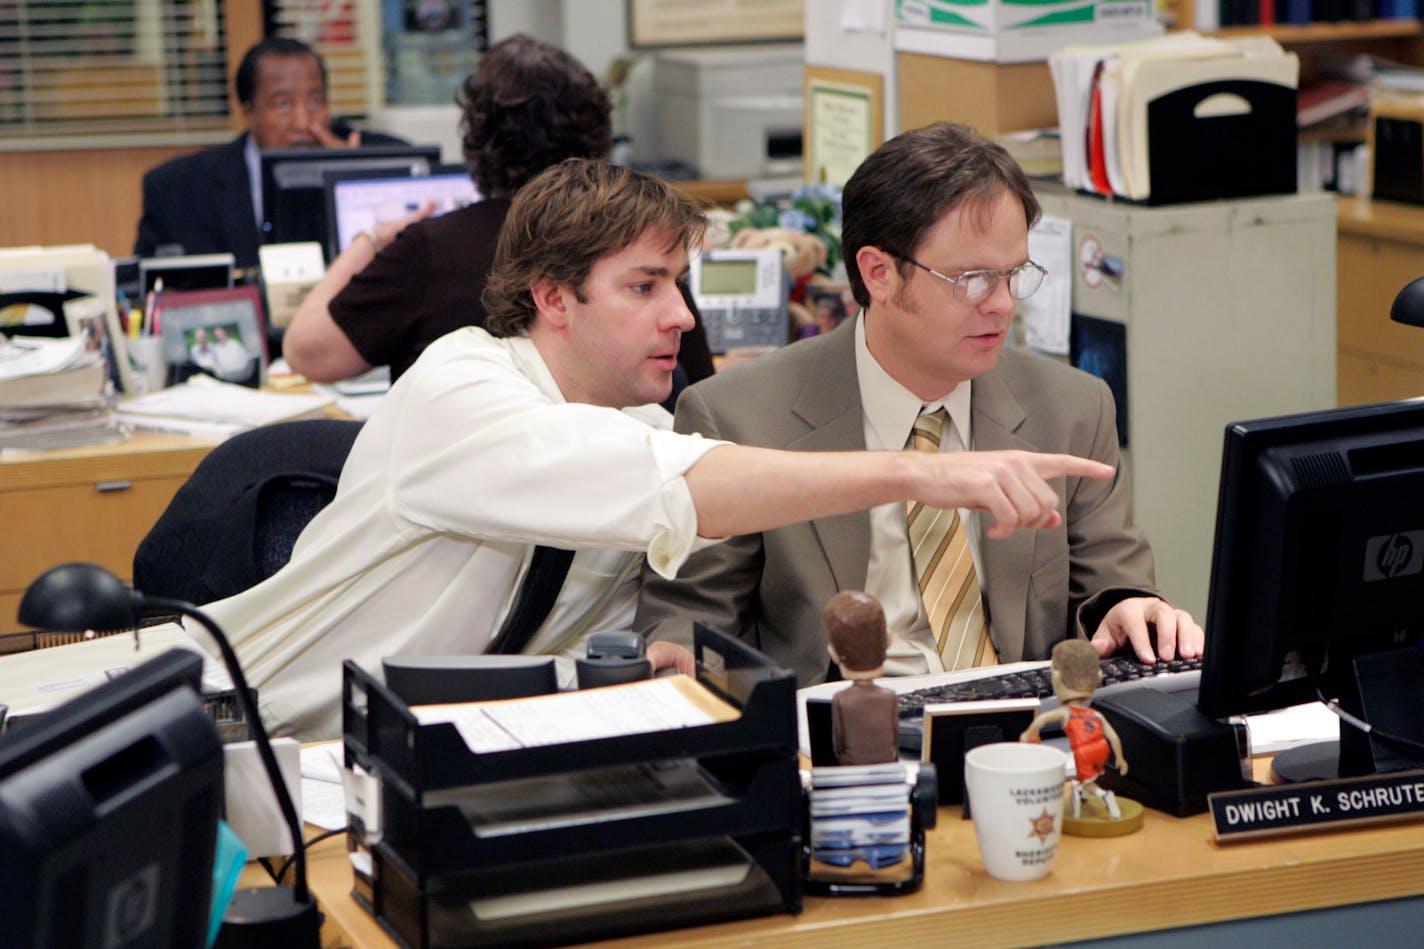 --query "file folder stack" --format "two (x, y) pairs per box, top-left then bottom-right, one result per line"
(1050, 31), (1299, 204)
